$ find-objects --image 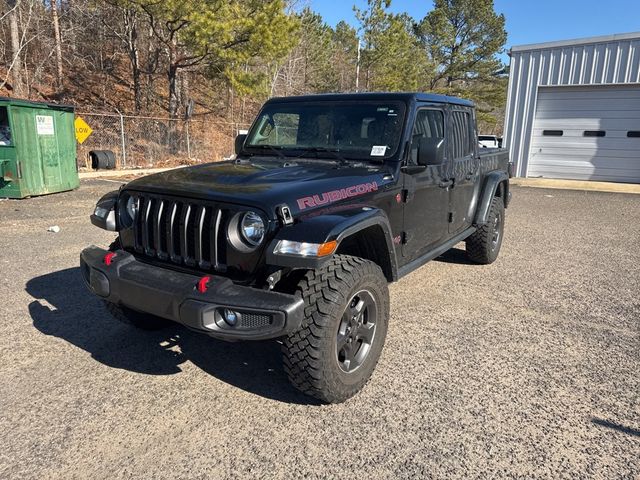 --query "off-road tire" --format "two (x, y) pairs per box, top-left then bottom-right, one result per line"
(282, 255), (389, 403)
(102, 239), (171, 330)
(466, 196), (505, 264)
